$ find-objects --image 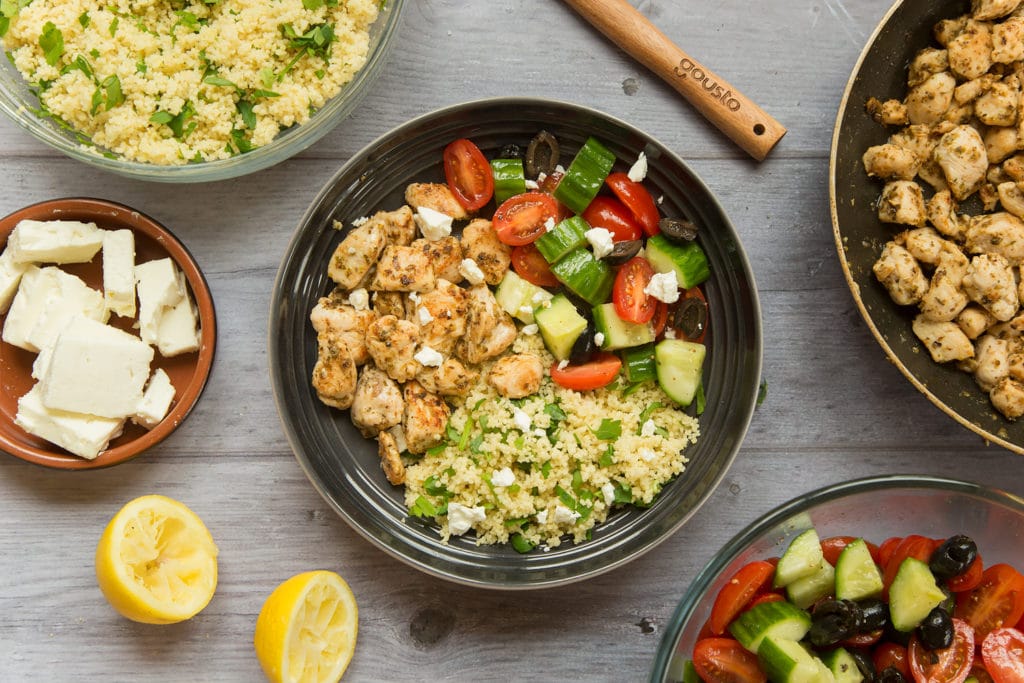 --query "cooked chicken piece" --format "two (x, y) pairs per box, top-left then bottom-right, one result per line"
(998, 181), (1024, 218)
(992, 15), (1024, 63)
(953, 72), (997, 104)
(862, 144), (920, 181)
(1009, 348), (1024, 380)
(975, 77), (1020, 126)
(327, 220), (386, 289)
(909, 48), (950, 87)
(965, 212), (1024, 264)
(947, 19), (993, 81)
(890, 124), (939, 163)
(921, 251), (970, 322)
(311, 331), (358, 410)
(934, 16), (969, 47)
(460, 218), (512, 285)
(363, 205), (417, 247)
(878, 180), (928, 226)
(404, 182), (469, 220)
(488, 354), (544, 399)
(414, 279), (468, 355)
(984, 126), (1019, 164)
(980, 182), (1001, 212)
(460, 283), (502, 346)
(416, 357), (478, 397)
(934, 125), (988, 200)
(402, 380), (451, 454)
(944, 101), (975, 125)
(866, 97), (908, 126)
(310, 290), (378, 365)
(376, 430), (406, 485)
(896, 227), (949, 264)
(991, 376), (1024, 418)
(912, 313), (976, 363)
(350, 365), (404, 437)
(1005, 154), (1024, 181)
(874, 242), (929, 306)
(371, 291), (406, 319)
(974, 334), (1011, 390)
(370, 245), (436, 292)
(906, 72), (956, 125)
(958, 304), (998, 339)
(457, 314), (517, 365)
(927, 190), (967, 240)
(972, 0), (1023, 21)
(365, 314), (422, 382)
(963, 253), (1020, 320)
(412, 236), (464, 283)
(919, 159), (952, 193)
